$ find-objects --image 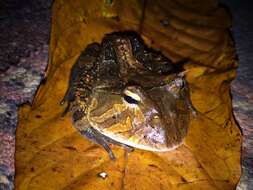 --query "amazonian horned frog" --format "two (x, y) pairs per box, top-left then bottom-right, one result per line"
(60, 32), (196, 160)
